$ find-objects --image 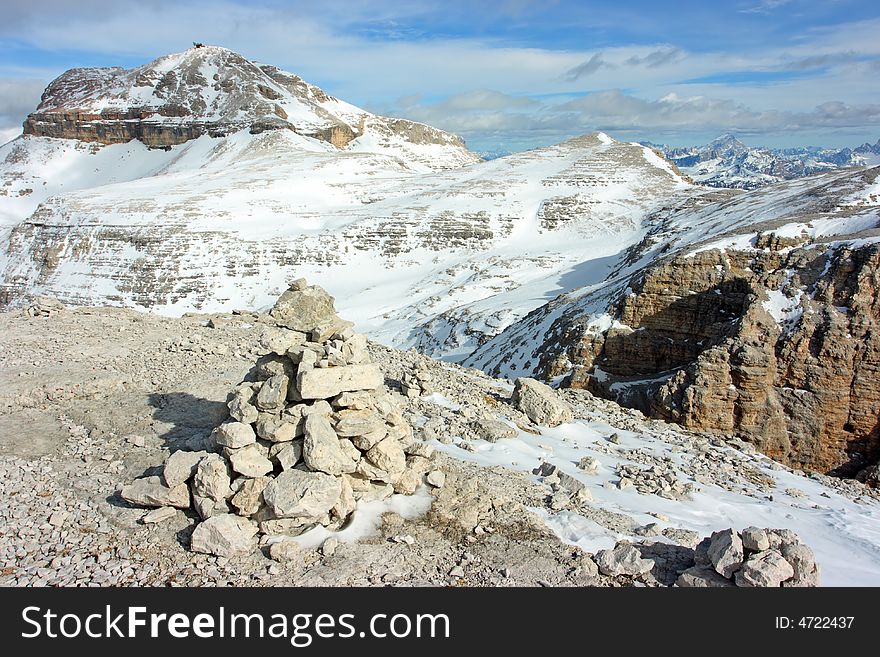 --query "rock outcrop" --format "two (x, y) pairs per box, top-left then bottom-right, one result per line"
(120, 280), (443, 556)
(542, 240), (880, 477)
